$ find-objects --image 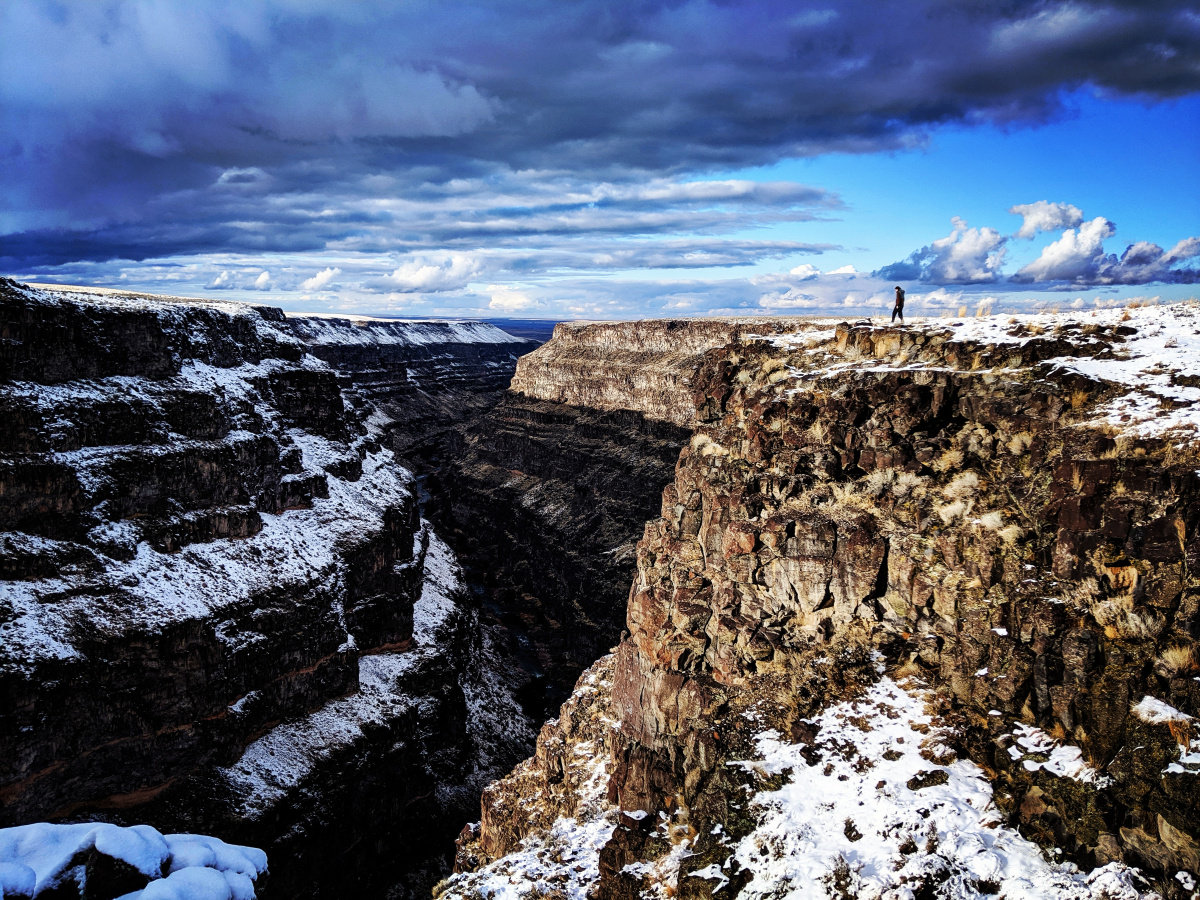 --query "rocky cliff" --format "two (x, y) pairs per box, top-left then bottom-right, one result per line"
(509, 319), (798, 428)
(450, 306), (1200, 900)
(412, 320), (800, 717)
(0, 280), (532, 898)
